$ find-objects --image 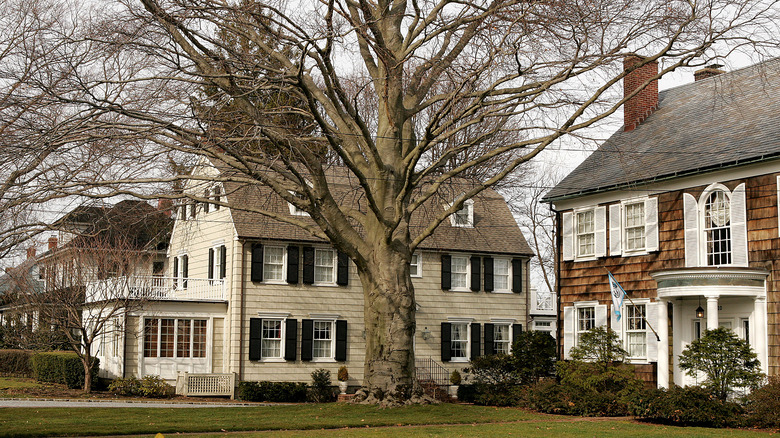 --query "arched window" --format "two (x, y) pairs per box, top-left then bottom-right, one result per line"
(683, 183), (747, 267)
(703, 189), (731, 265)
